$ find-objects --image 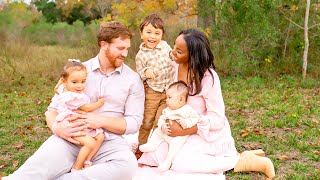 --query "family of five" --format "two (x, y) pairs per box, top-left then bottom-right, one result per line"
(2, 13), (275, 180)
